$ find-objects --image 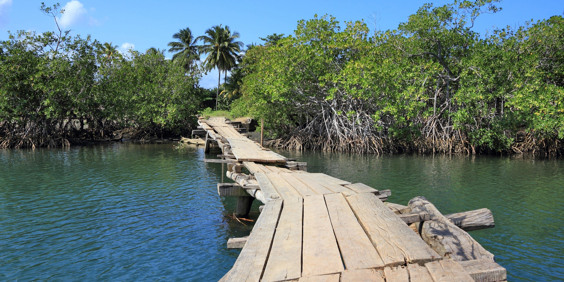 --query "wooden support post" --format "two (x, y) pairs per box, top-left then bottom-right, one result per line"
(260, 117), (264, 147)
(236, 196), (254, 218)
(204, 133), (211, 153)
